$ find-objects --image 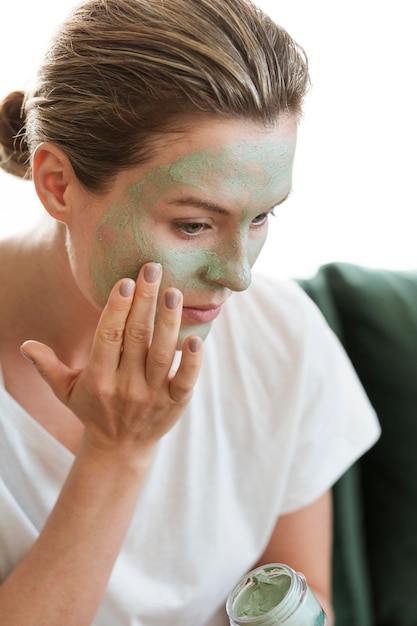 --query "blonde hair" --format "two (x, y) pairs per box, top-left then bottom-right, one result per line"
(0, 0), (309, 191)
